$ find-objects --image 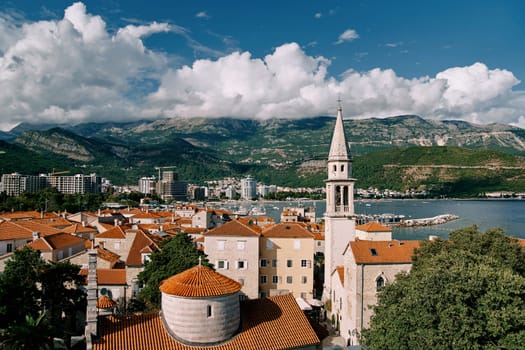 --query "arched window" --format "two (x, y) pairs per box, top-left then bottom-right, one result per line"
(333, 165), (337, 172)
(341, 165), (344, 172)
(376, 276), (385, 290)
